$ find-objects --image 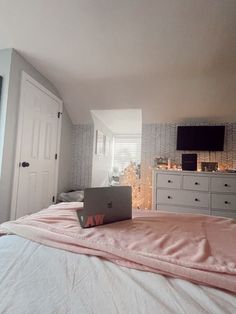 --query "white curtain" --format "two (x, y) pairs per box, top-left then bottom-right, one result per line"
(113, 134), (141, 172)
